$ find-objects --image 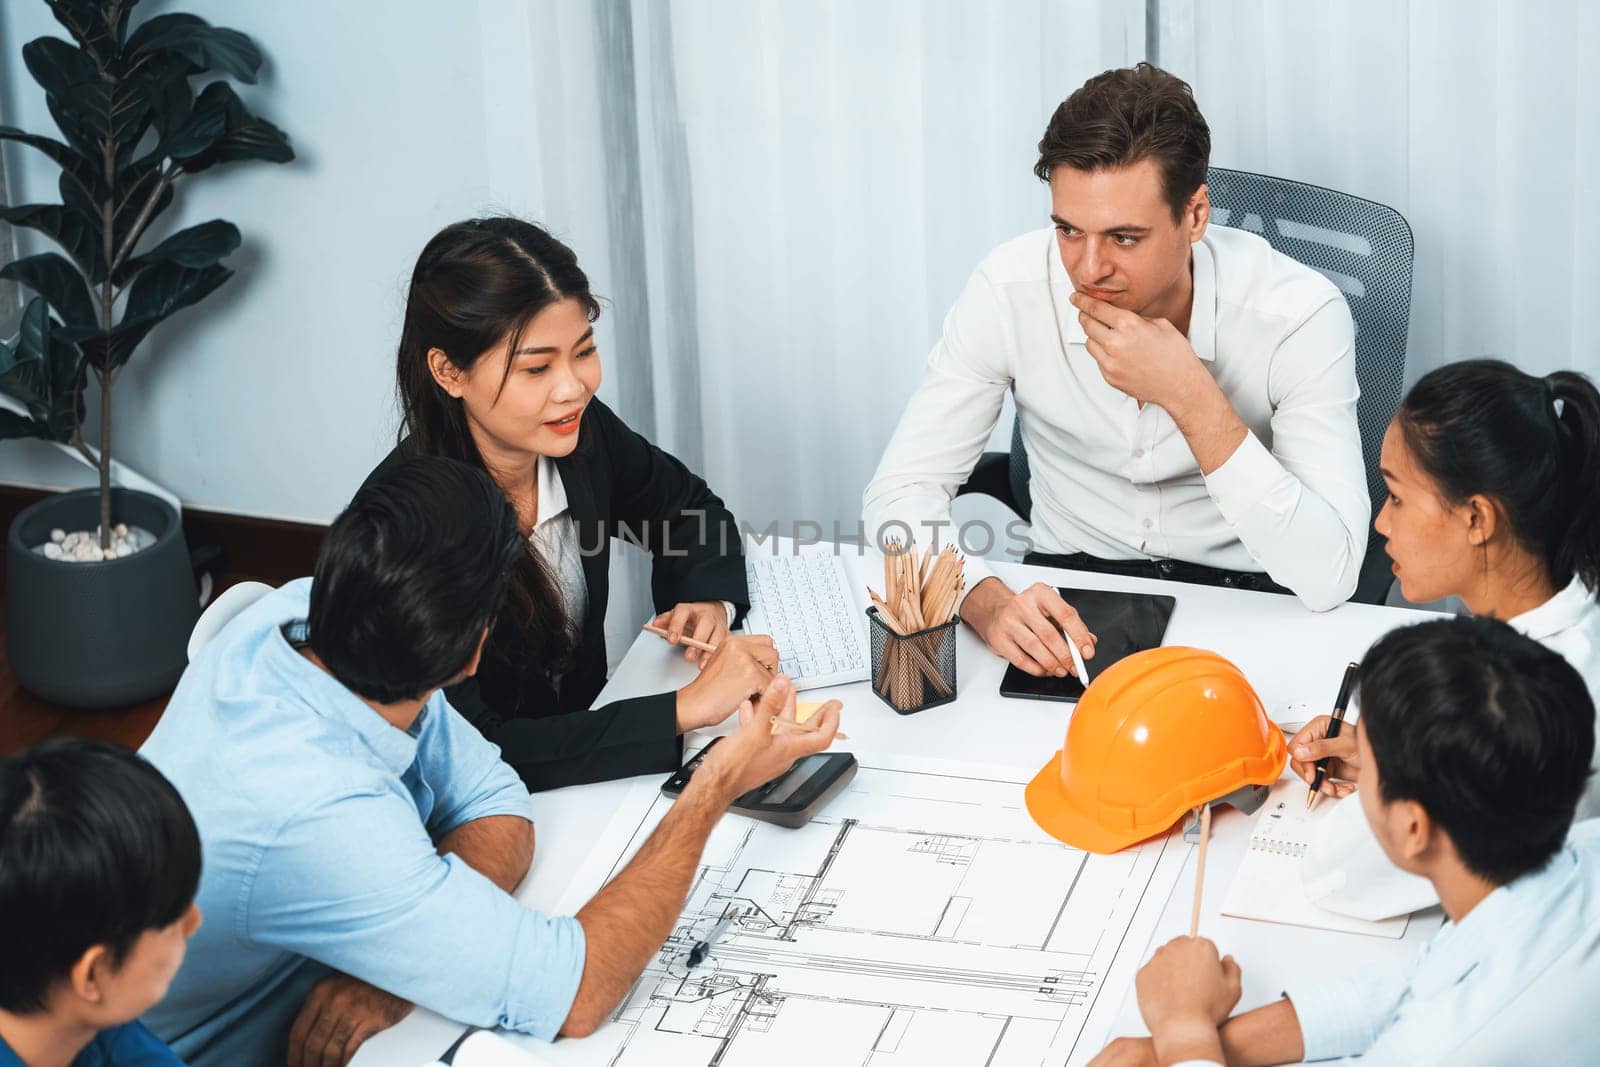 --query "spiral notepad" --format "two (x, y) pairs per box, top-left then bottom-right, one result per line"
(1221, 779), (1409, 939)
